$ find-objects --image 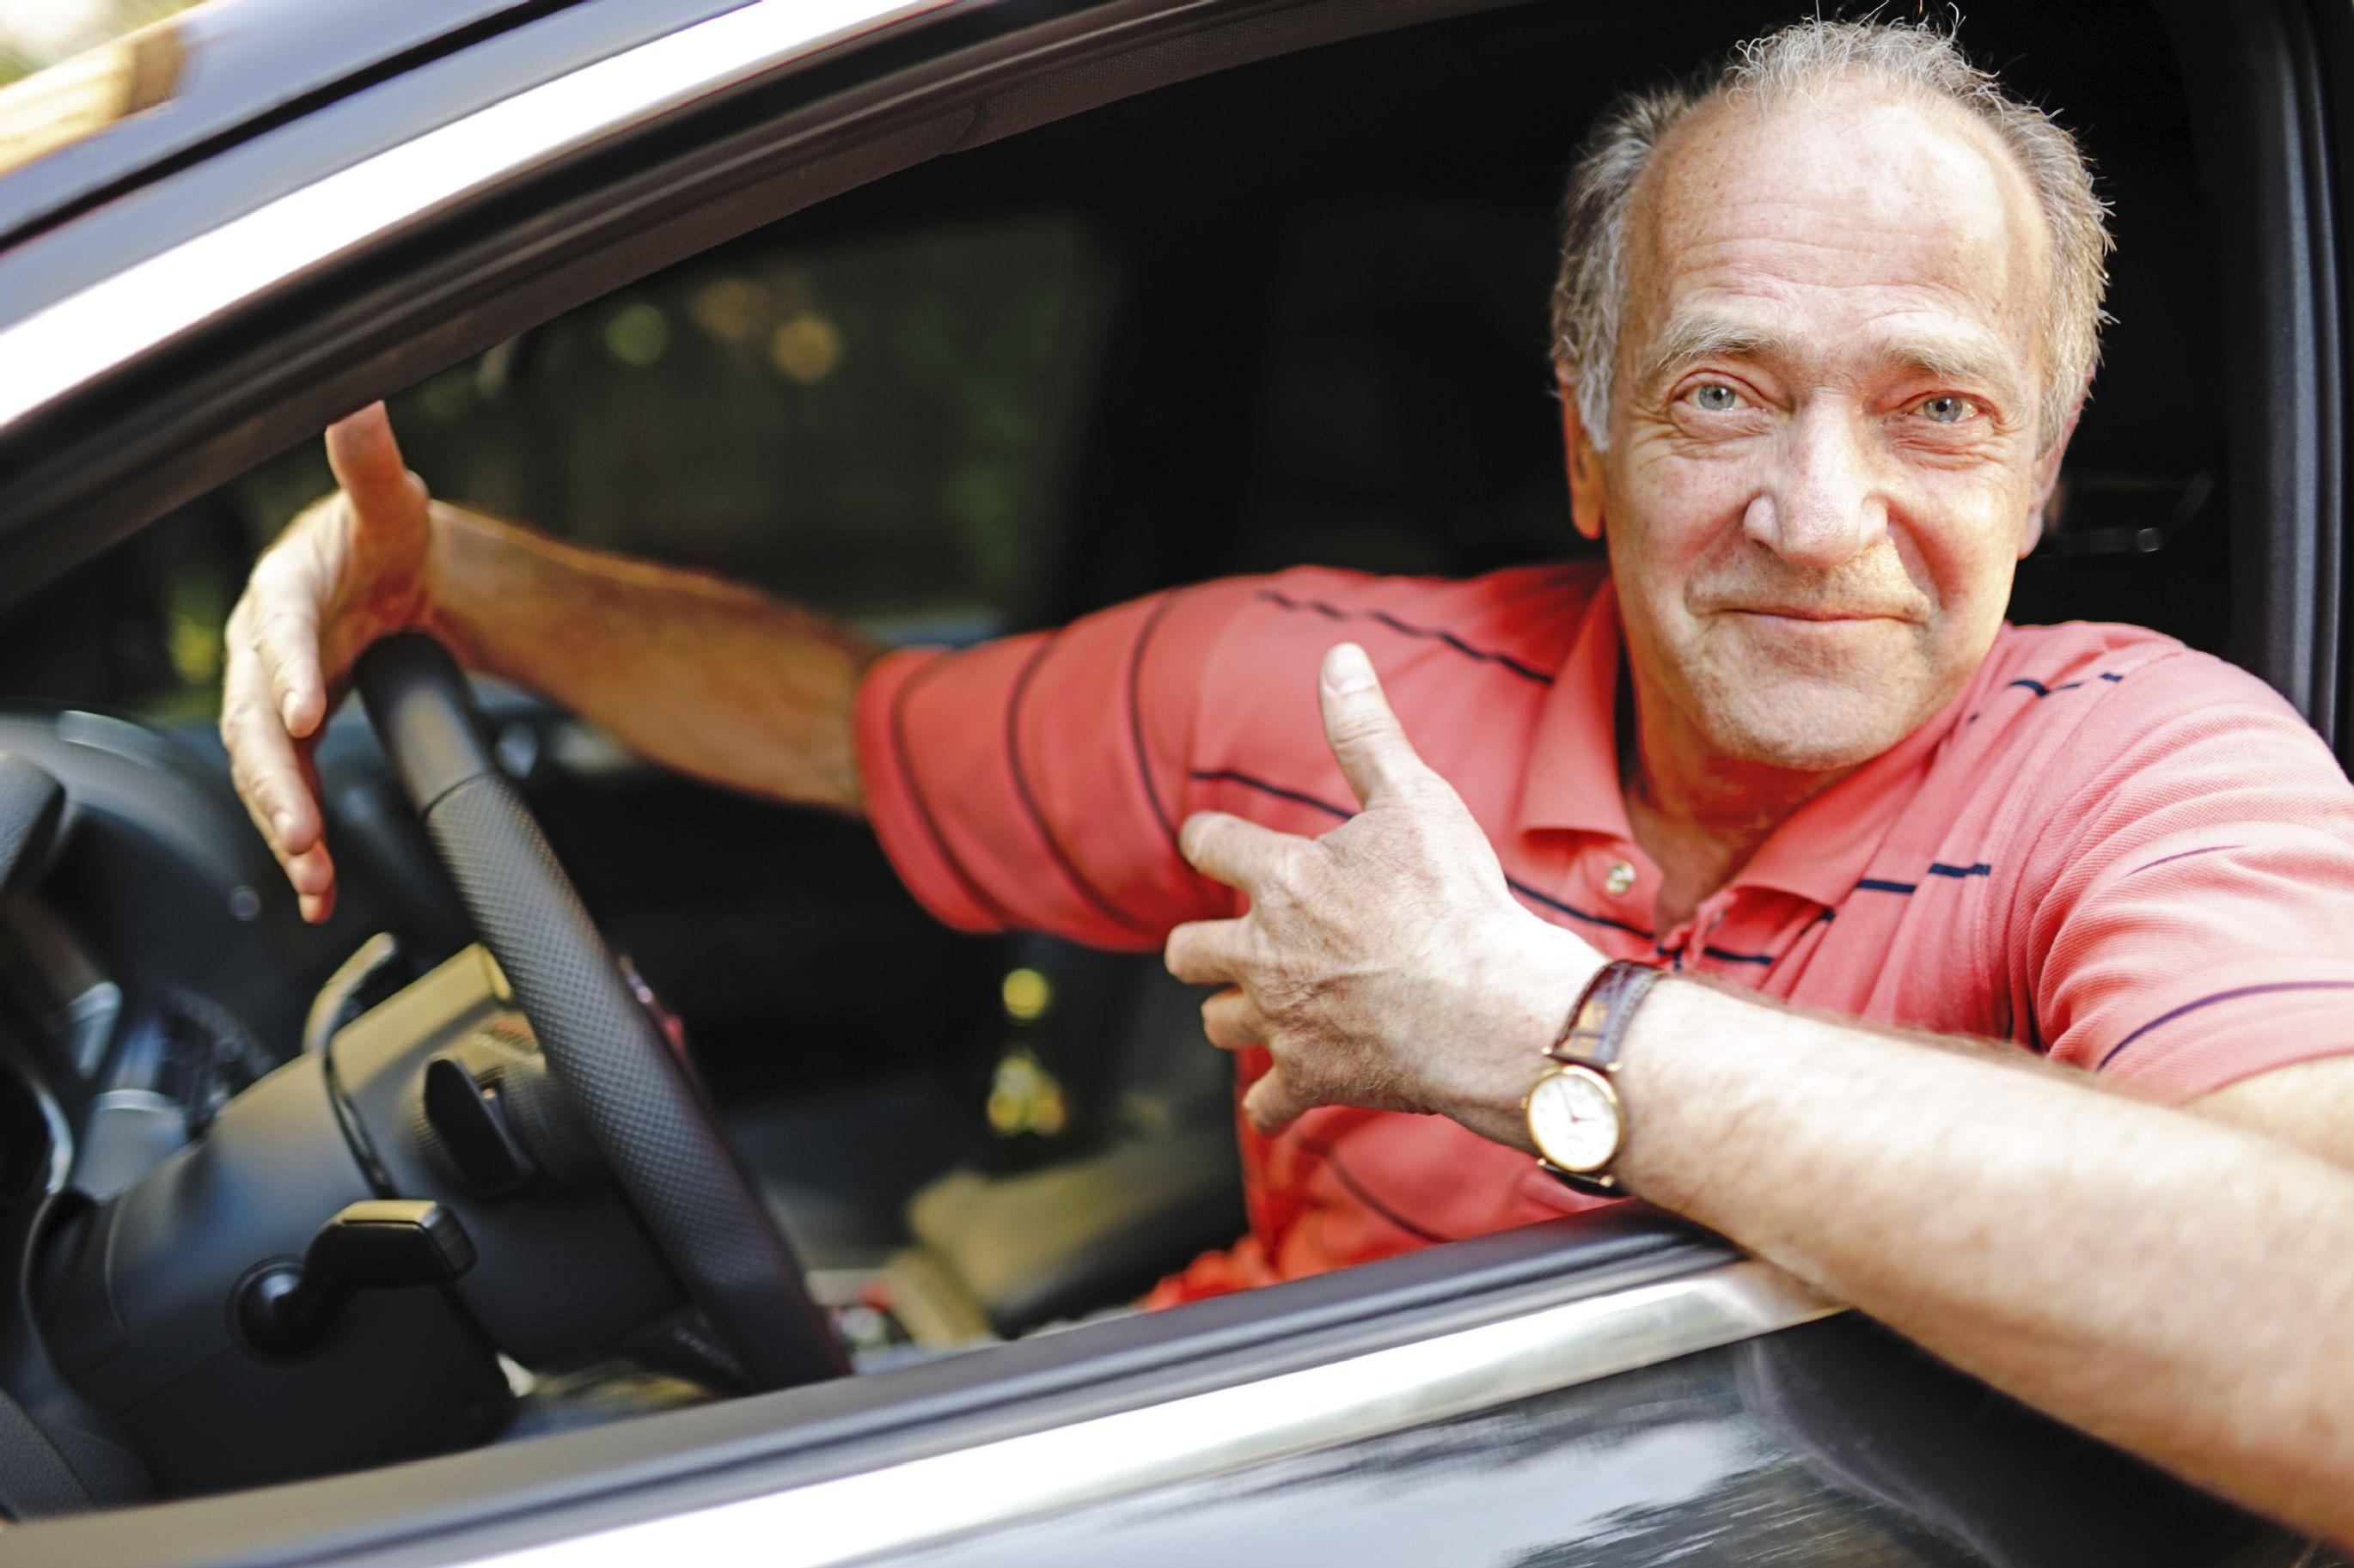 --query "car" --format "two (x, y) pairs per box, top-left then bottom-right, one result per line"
(0, 0), (2346, 1562)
